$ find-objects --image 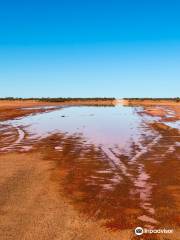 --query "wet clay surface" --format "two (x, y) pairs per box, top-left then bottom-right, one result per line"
(0, 103), (179, 240)
(36, 124), (180, 232)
